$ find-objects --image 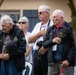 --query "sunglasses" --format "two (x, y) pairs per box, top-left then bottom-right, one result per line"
(37, 12), (43, 15)
(18, 22), (27, 24)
